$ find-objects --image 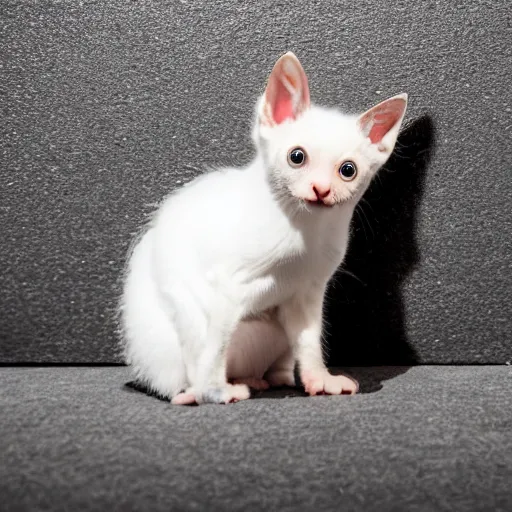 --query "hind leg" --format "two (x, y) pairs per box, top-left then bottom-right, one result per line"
(264, 348), (296, 388)
(226, 316), (294, 389)
(230, 377), (270, 391)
